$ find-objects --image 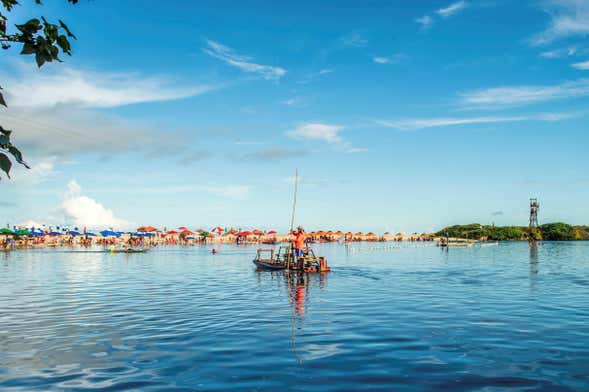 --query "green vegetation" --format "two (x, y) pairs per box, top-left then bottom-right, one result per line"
(436, 223), (589, 241)
(1, 0), (79, 180)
